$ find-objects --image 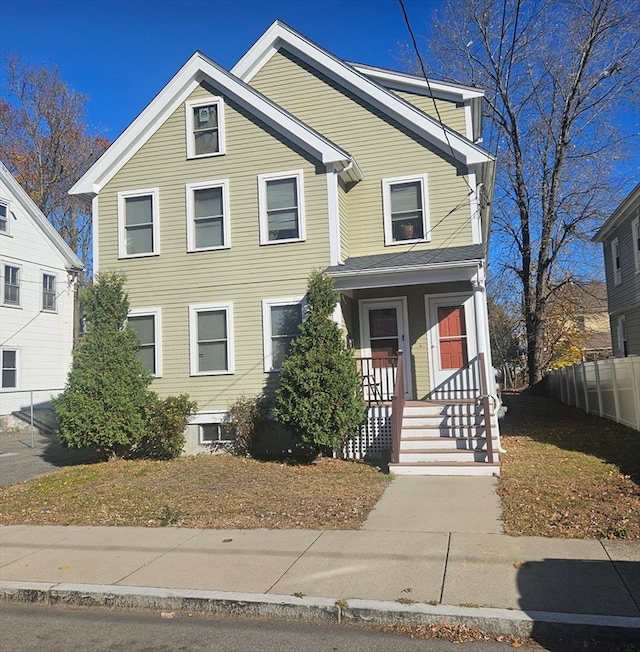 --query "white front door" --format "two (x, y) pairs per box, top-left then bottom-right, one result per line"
(360, 298), (412, 400)
(426, 294), (477, 399)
